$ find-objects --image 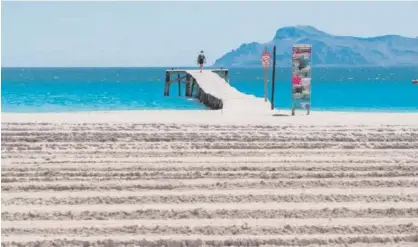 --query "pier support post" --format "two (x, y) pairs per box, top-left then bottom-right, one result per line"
(164, 72), (170, 96)
(185, 74), (191, 97)
(196, 85), (201, 99)
(190, 77), (197, 98)
(225, 70), (229, 84)
(177, 74), (181, 97)
(191, 79), (196, 97)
